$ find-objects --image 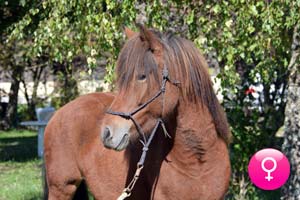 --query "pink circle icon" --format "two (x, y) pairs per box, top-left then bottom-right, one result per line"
(248, 148), (290, 190)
